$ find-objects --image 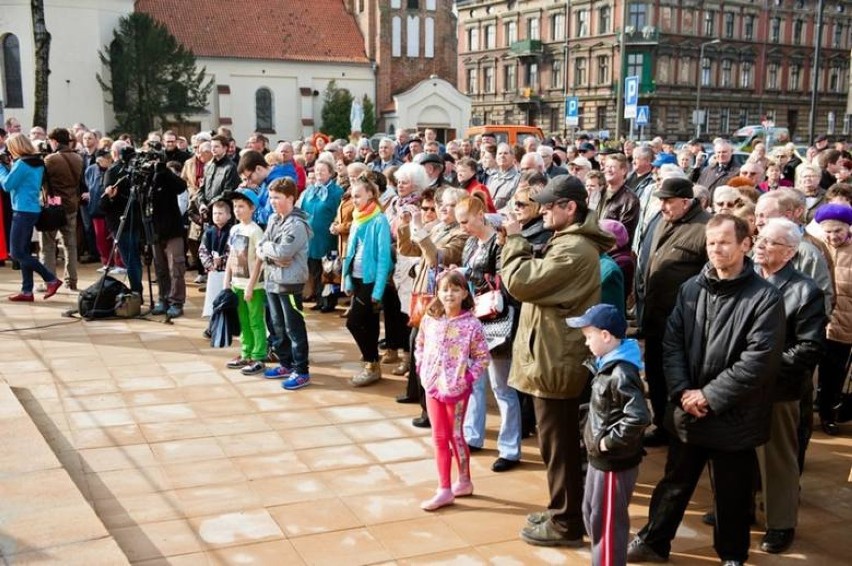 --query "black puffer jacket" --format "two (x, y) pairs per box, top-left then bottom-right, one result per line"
(583, 339), (651, 472)
(763, 262), (826, 402)
(461, 232), (501, 294)
(663, 258), (785, 451)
